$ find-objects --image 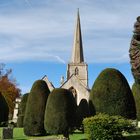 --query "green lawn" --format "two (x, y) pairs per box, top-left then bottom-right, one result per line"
(0, 128), (87, 140)
(1, 128), (140, 140)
